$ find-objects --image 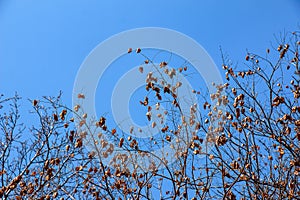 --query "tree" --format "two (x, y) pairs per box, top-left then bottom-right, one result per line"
(0, 30), (299, 200)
